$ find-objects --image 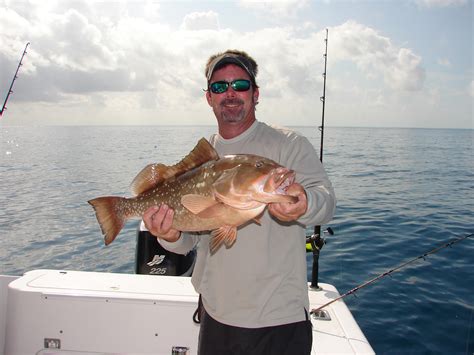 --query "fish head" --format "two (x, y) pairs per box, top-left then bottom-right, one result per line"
(213, 155), (297, 209)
